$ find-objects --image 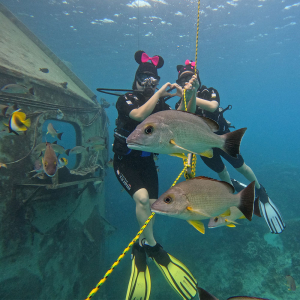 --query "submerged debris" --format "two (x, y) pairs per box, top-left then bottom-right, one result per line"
(60, 81), (68, 89)
(100, 98), (110, 108)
